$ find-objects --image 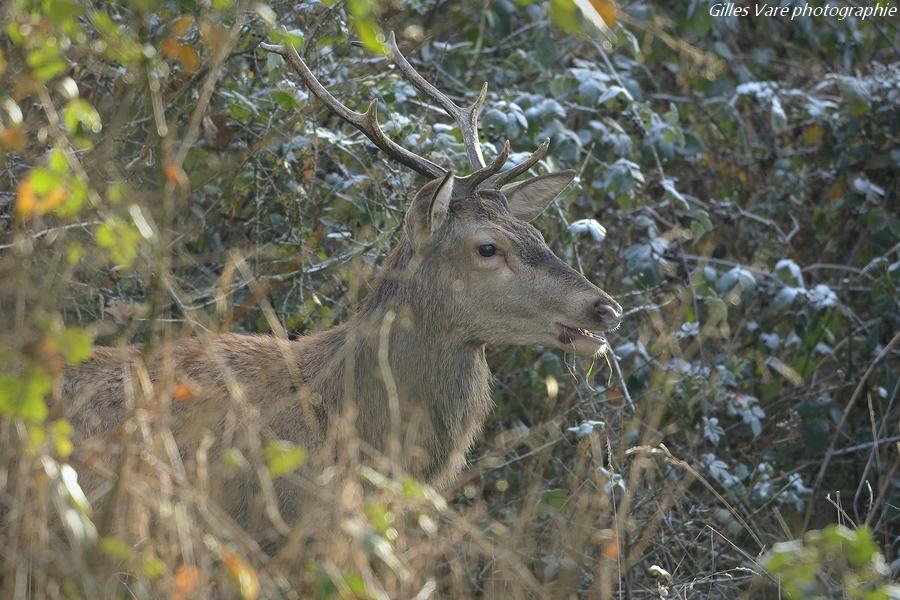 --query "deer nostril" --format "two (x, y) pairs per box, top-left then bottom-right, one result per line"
(594, 300), (622, 325)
